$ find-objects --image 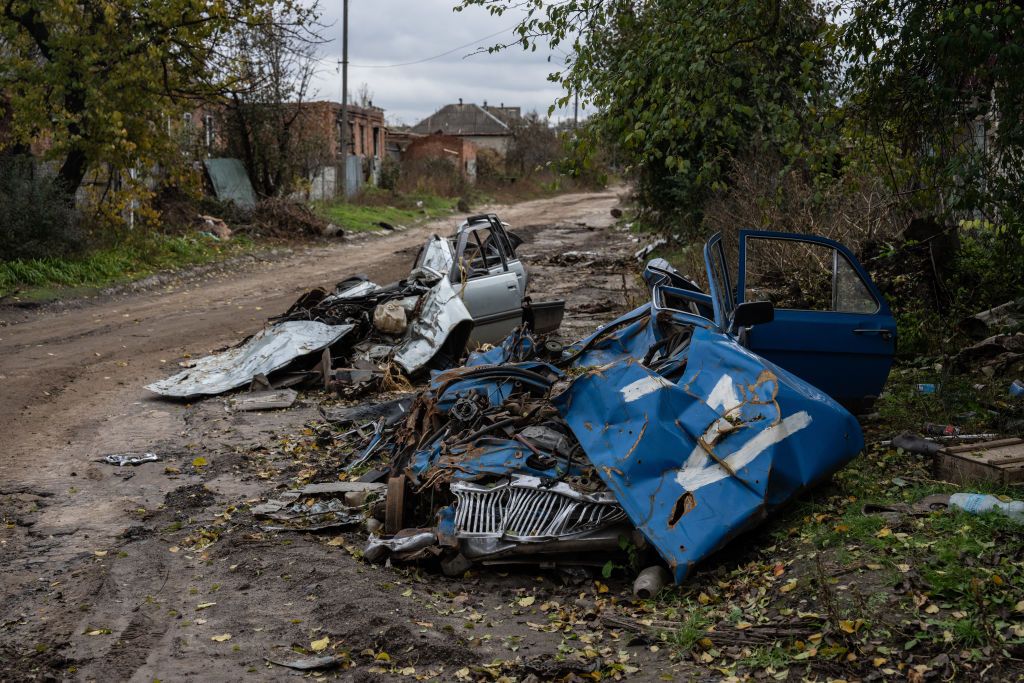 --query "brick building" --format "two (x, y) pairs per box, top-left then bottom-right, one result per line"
(403, 133), (478, 182)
